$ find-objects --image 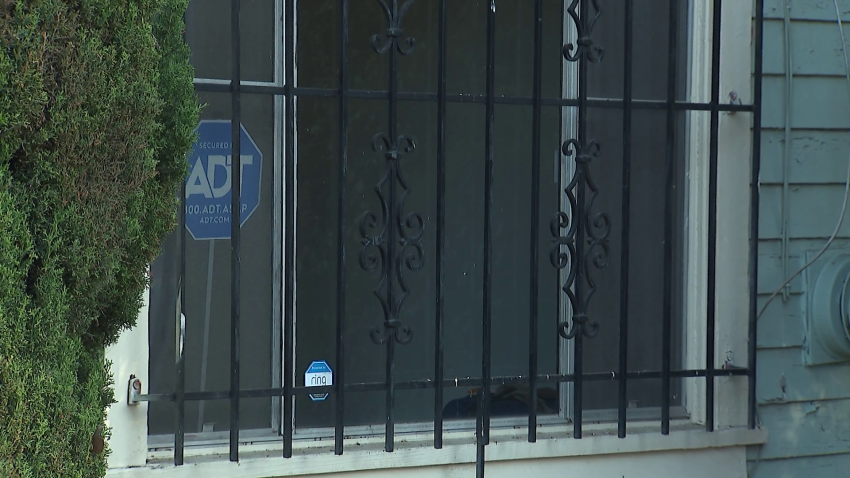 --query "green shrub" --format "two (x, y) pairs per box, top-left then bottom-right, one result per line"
(0, 0), (198, 476)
